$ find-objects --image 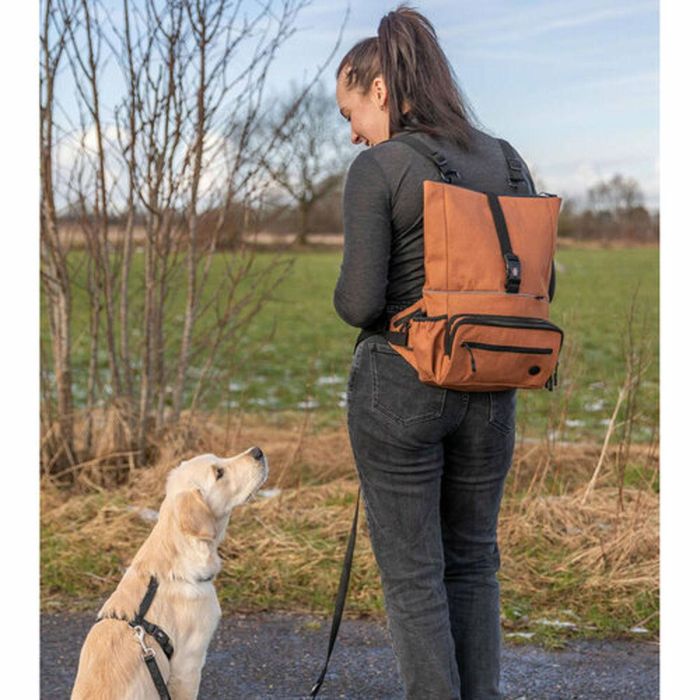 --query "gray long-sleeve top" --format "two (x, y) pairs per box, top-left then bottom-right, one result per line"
(333, 127), (552, 344)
